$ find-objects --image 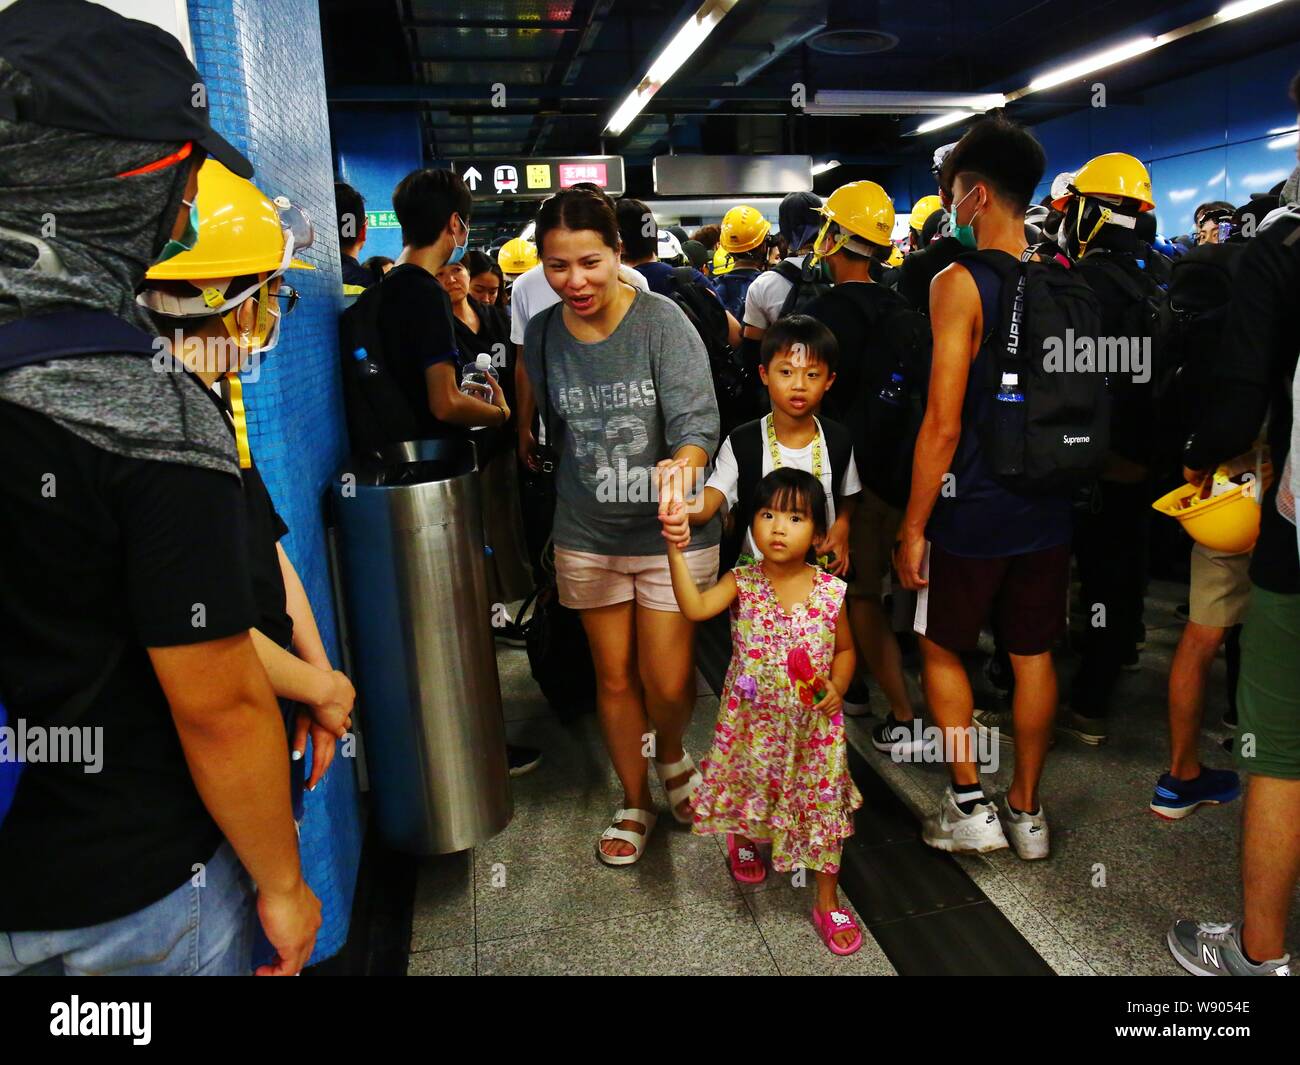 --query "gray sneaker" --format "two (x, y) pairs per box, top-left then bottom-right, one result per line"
(1058, 709), (1108, 747)
(973, 707), (1015, 745)
(922, 786), (1009, 854)
(1167, 919), (1293, 976)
